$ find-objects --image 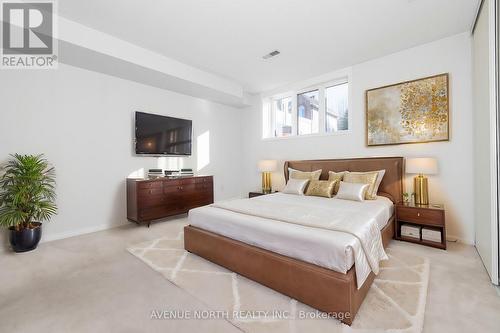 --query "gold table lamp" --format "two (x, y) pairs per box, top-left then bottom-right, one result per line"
(258, 160), (277, 193)
(406, 158), (438, 205)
